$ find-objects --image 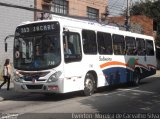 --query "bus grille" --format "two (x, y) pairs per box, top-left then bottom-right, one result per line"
(26, 85), (43, 89)
(24, 78), (45, 81)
